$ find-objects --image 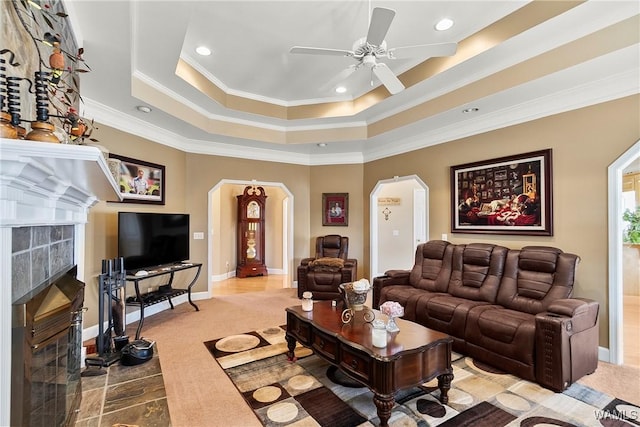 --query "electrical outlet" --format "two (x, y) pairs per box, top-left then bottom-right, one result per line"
(147, 287), (152, 294)
(225, 261), (230, 269)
